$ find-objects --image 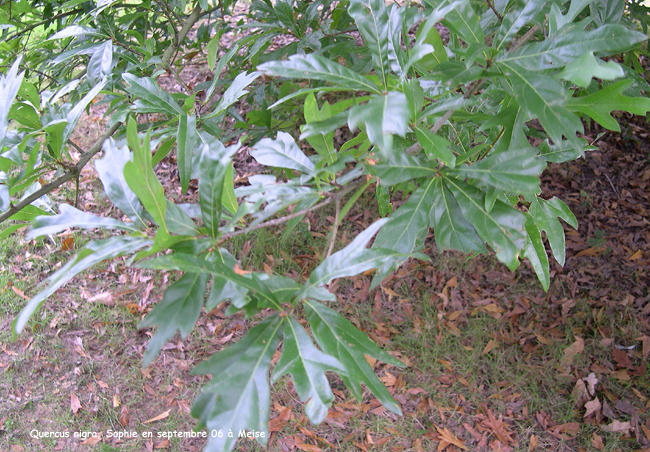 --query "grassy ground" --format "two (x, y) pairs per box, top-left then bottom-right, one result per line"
(1, 176), (648, 452)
